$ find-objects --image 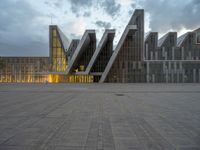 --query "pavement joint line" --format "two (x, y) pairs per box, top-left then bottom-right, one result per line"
(0, 84), (200, 149)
